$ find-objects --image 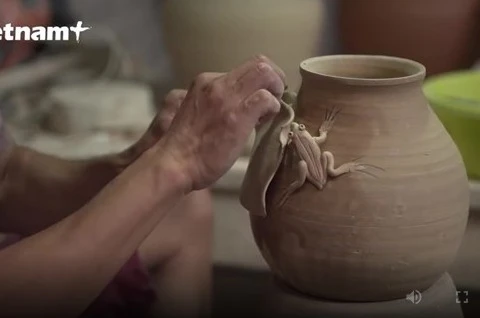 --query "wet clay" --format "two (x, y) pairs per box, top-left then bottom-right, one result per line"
(241, 55), (470, 301)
